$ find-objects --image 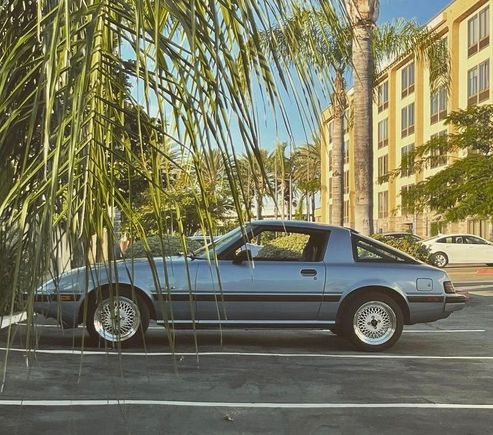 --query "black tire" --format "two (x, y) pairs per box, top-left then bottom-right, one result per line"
(86, 287), (150, 347)
(431, 252), (449, 268)
(342, 292), (403, 352)
(328, 326), (344, 337)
